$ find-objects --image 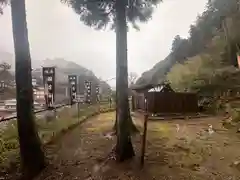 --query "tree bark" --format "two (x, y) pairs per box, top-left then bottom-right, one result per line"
(113, 88), (138, 134)
(115, 0), (135, 161)
(10, 0), (45, 178)
(113, 108), (138, 134)
(114, 90), (118, 134)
